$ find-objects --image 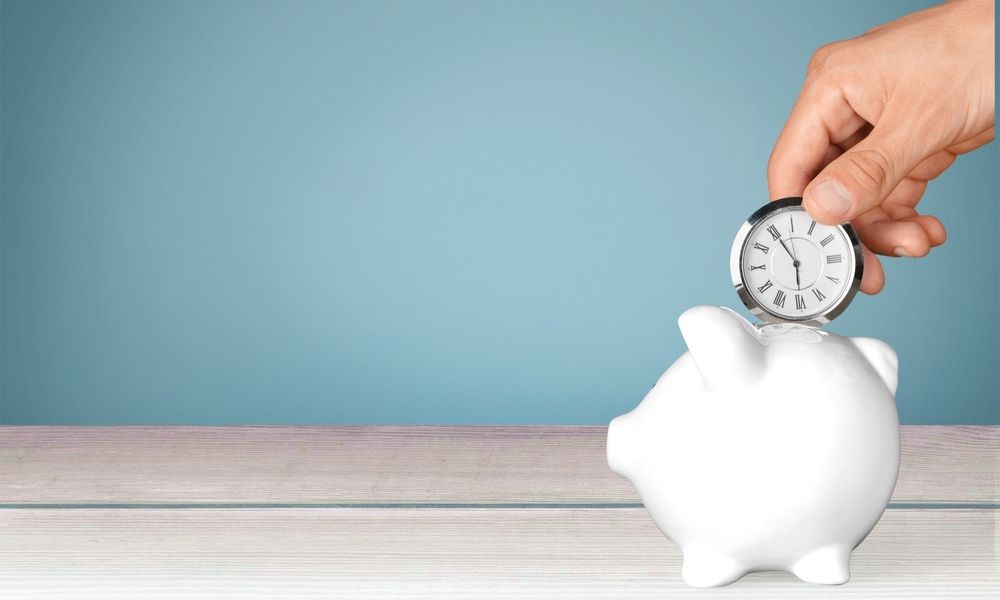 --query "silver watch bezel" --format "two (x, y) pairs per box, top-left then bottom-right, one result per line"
(729, 197), (864, 327)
